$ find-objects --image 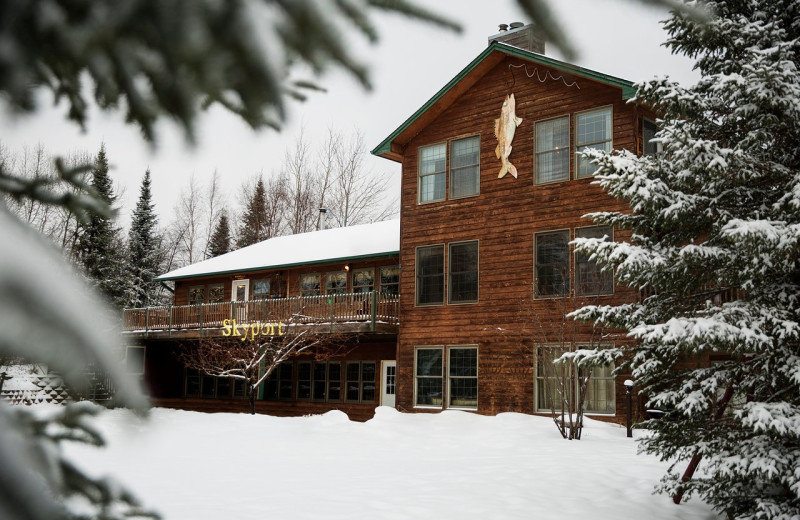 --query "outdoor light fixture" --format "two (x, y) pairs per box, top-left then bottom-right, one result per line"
(624, 379), (634, 438)
(344, 264), (350, 271)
